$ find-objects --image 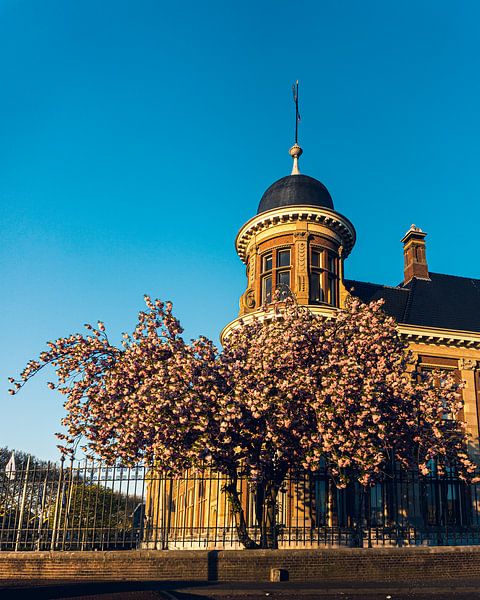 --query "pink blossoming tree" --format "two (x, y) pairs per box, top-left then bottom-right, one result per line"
(9, 295), (476, 548)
